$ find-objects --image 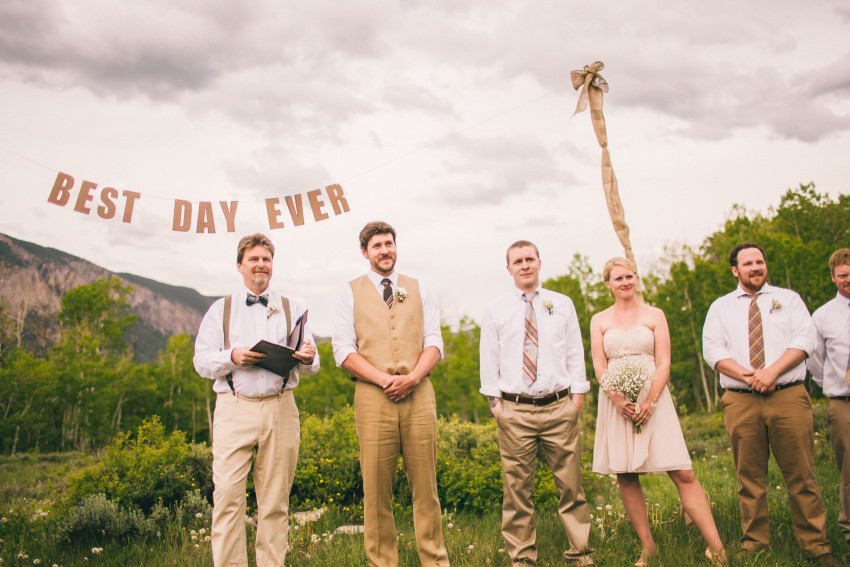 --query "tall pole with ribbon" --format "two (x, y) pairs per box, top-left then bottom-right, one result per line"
(571, 61), (642, 300)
